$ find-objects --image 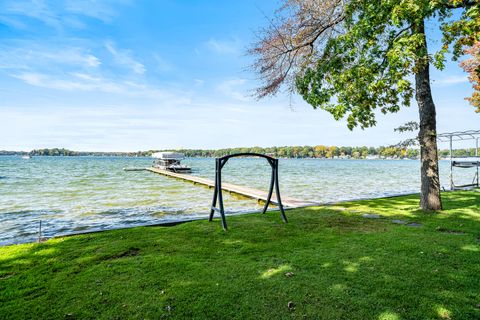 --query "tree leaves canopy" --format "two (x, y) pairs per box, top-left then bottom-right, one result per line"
(460, 41), (480, 112)
(251, 0), (479, 129)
